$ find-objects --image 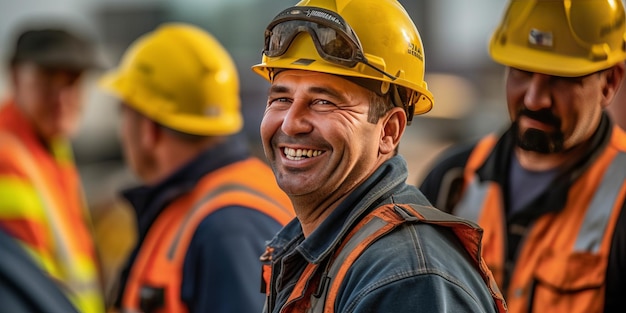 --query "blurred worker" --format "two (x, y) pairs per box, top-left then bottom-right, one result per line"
(419, 1), (626, 312)
(0, 26), (105, 312)
(252, 0), (506, 312)
(100, 23), (294, 313)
